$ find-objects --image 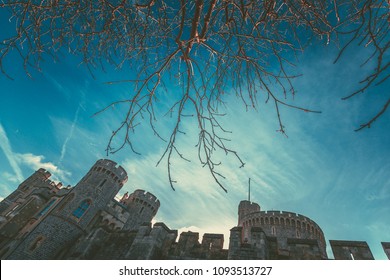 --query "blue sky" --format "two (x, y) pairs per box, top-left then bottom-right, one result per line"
(0, 12), (389, 260)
